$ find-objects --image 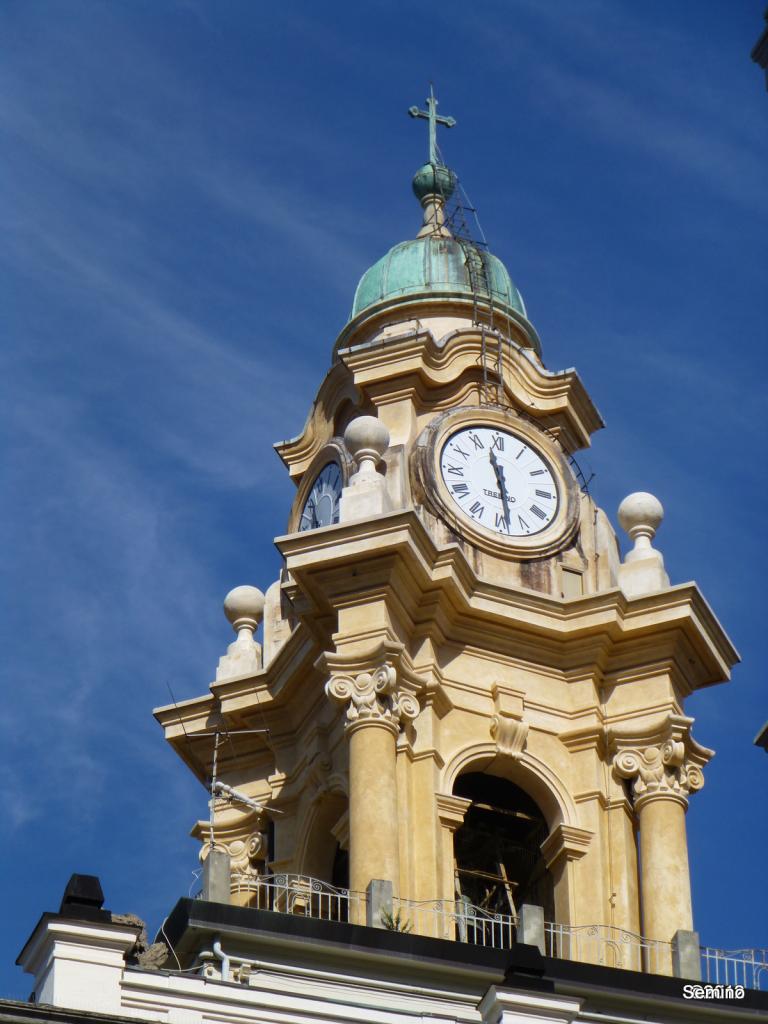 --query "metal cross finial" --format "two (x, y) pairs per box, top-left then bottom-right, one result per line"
(408, 85), (456, 166)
